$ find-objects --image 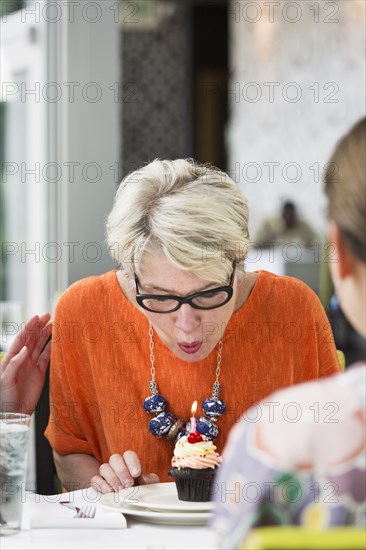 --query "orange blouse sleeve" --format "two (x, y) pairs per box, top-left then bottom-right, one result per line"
(45, 285), (96, 457)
